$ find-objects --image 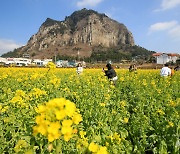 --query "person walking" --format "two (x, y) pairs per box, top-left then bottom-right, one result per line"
(103, 63), (118, 85)
(160, 63), (171, 77)
(76, 63), (83, 75)
(129, 64), (137, 72)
